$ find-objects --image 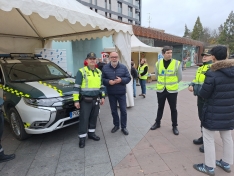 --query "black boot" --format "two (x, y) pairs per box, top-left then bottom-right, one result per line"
(79, 138), (86, 148)
(0, 152), (15, 163)
(150, 122), (160, 130)
(88, 132), (100, 141)
(172, 126), (179, 135)
(193, 137), (203, 145)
